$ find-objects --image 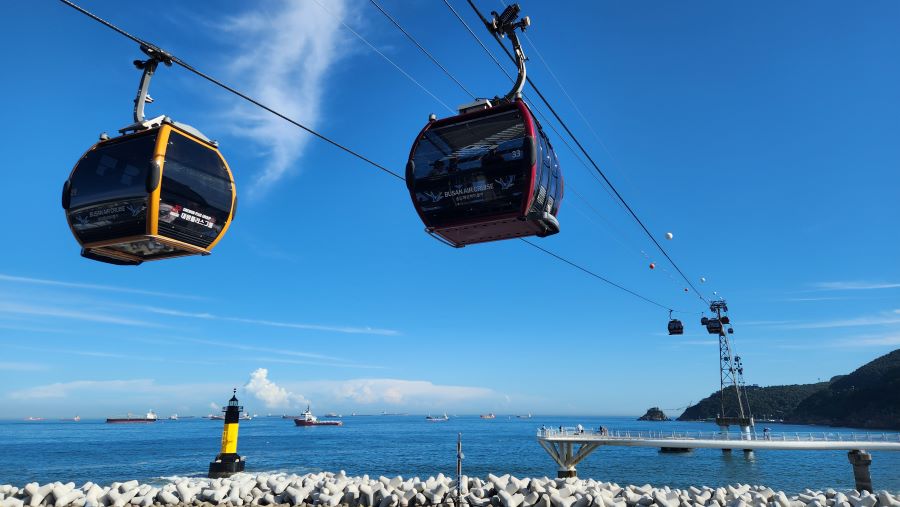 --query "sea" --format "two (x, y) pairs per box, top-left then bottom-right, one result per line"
(1, 416), (898, 493)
